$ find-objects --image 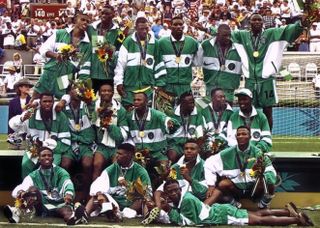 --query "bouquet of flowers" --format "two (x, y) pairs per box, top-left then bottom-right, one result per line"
(126, 177), (150, 202)
(248, 153), (269, 196)
(73, 79), (96, 103)
(58, 44), (83, 62)
(26, 136), (41, 158)
(95, 39), (116, 78)
(248, 155), (266, 178)
(97, 102), (116, 128)
(134, 148), (151, 167)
